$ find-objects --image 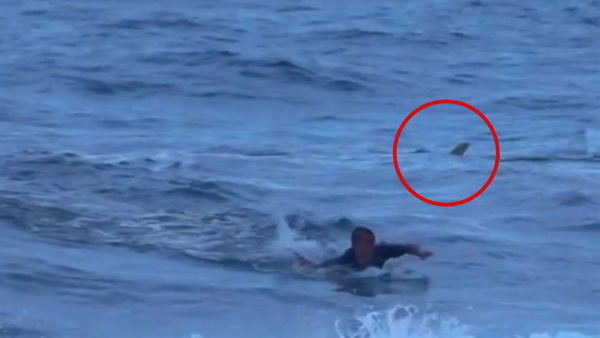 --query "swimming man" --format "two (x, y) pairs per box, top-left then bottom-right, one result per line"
(297, 226), (433, 271)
